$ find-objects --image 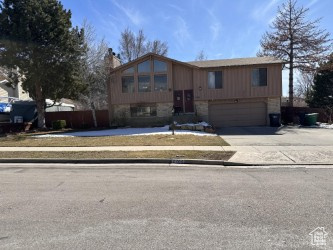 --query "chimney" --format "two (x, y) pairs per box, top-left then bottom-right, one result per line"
(107, 47), (121, 69)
